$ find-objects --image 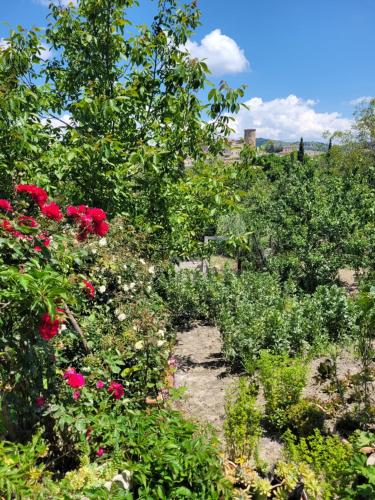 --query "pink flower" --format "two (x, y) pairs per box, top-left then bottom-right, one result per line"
(96, 380), (105, 389)
(35, 396), (45, 407)
(34, 246), (42, 252)
(63, 367), (77, 379)
(66, 372), (85, 389)
(41, 202), (63, 222)
(96, 448), (105, 457)
(73, 390), (81, 400)
(108, 381), (125, 400)
(0, 199), (13, 212)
